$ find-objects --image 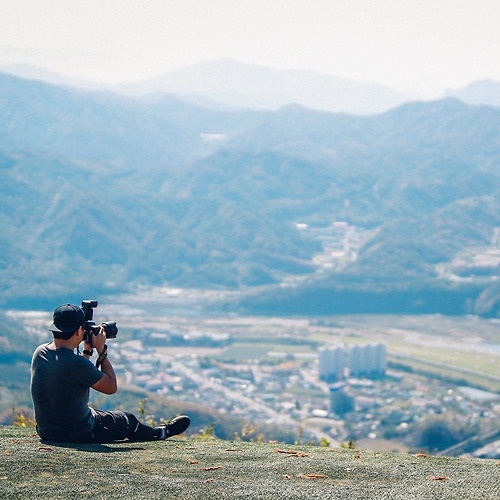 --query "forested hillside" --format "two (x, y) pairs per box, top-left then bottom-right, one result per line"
(1, 72), (500, 315)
